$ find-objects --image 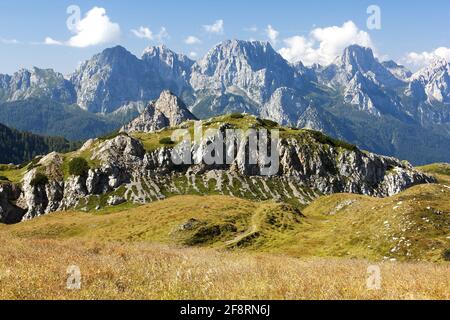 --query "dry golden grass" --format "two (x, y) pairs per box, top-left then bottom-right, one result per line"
(0, 180), (448, 300)
(0, 233), (448, 300)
